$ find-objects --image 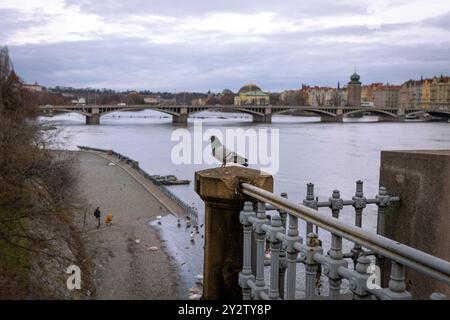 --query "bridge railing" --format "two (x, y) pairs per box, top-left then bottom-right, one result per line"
(238, 182), (450, 300)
